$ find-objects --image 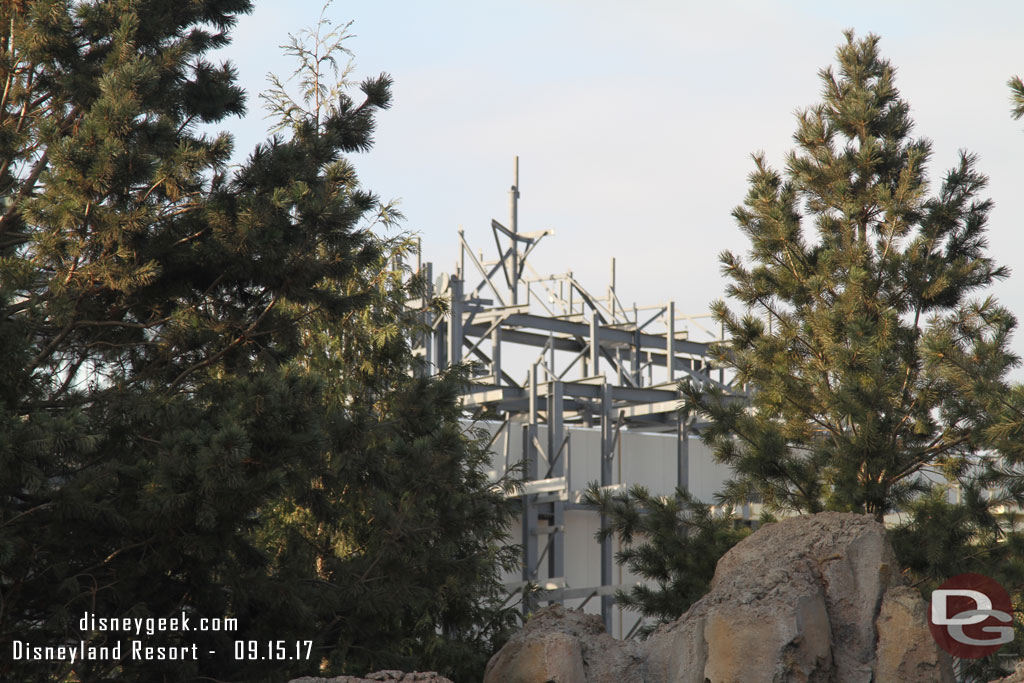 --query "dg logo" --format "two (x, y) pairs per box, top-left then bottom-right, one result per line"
(929, 573), (1014, 659)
